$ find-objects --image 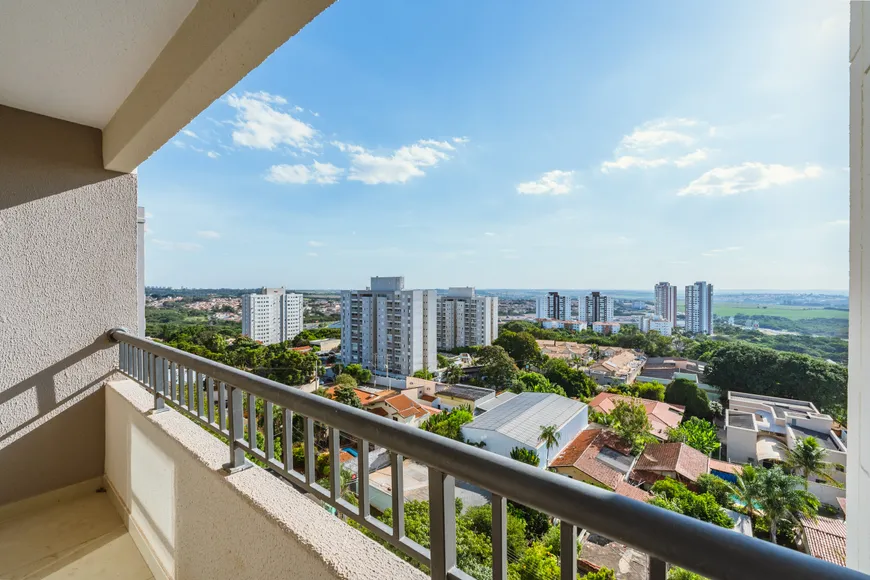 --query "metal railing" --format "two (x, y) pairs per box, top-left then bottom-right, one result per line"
(109, 329), (865, 580)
